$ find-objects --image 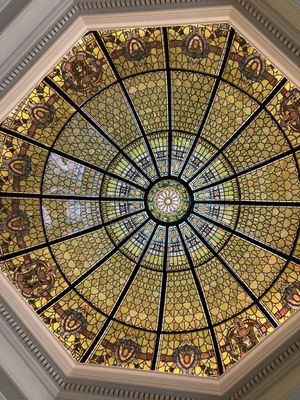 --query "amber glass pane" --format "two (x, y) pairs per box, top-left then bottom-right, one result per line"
(223, 32), (282, 102)
(1, 81), (75, 146)
(0, 131), (47, 194)
(47, 33), (116, 105)
(168, 23), (230, 75)
(100, 27), (164, 78)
